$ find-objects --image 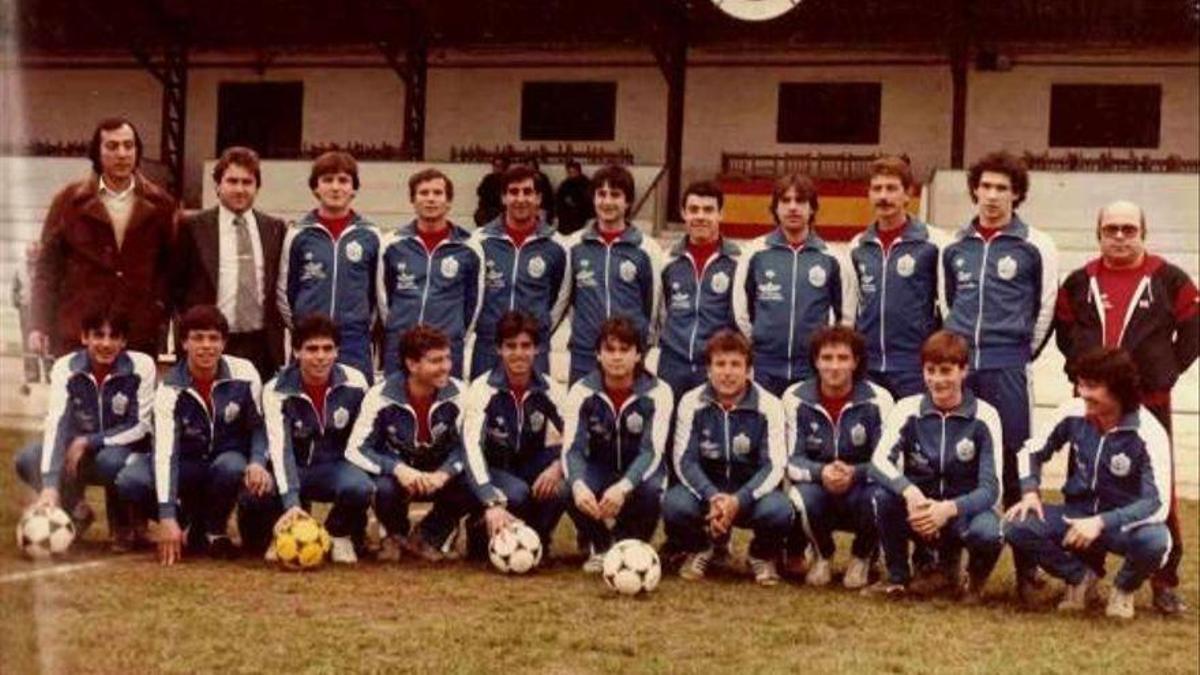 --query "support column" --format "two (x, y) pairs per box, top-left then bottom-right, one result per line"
(402, 38), (428, 161)
(160, 45), (188, 197)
